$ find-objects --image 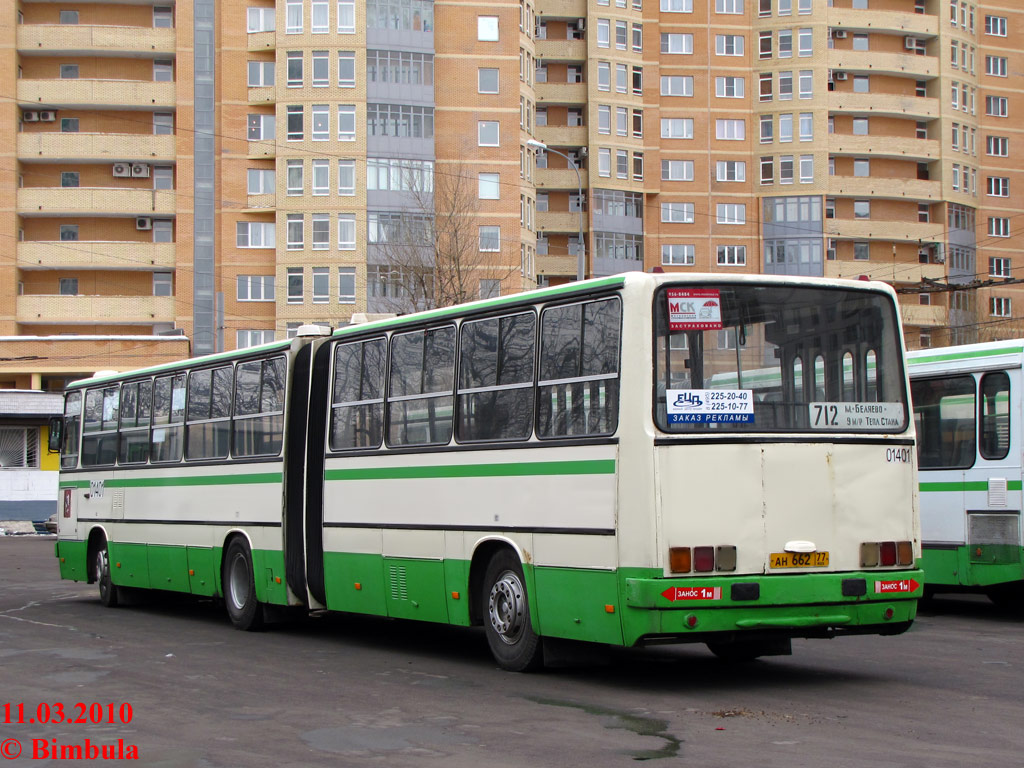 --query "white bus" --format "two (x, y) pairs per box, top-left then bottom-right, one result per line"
(53, 273), (922, 670)
(907, 340), (1022, 607)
